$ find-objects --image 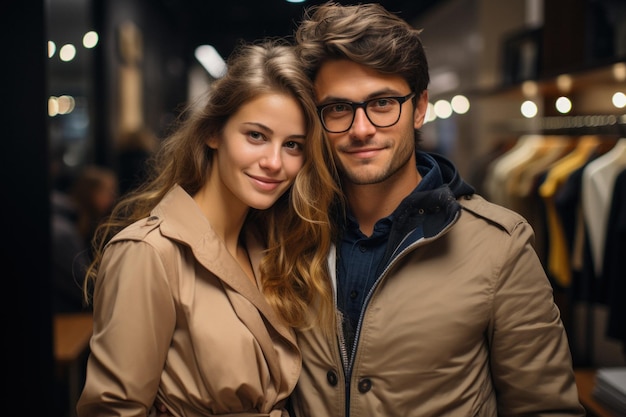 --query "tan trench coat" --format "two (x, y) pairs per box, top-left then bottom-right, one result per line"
(77, 185), (300, 417)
